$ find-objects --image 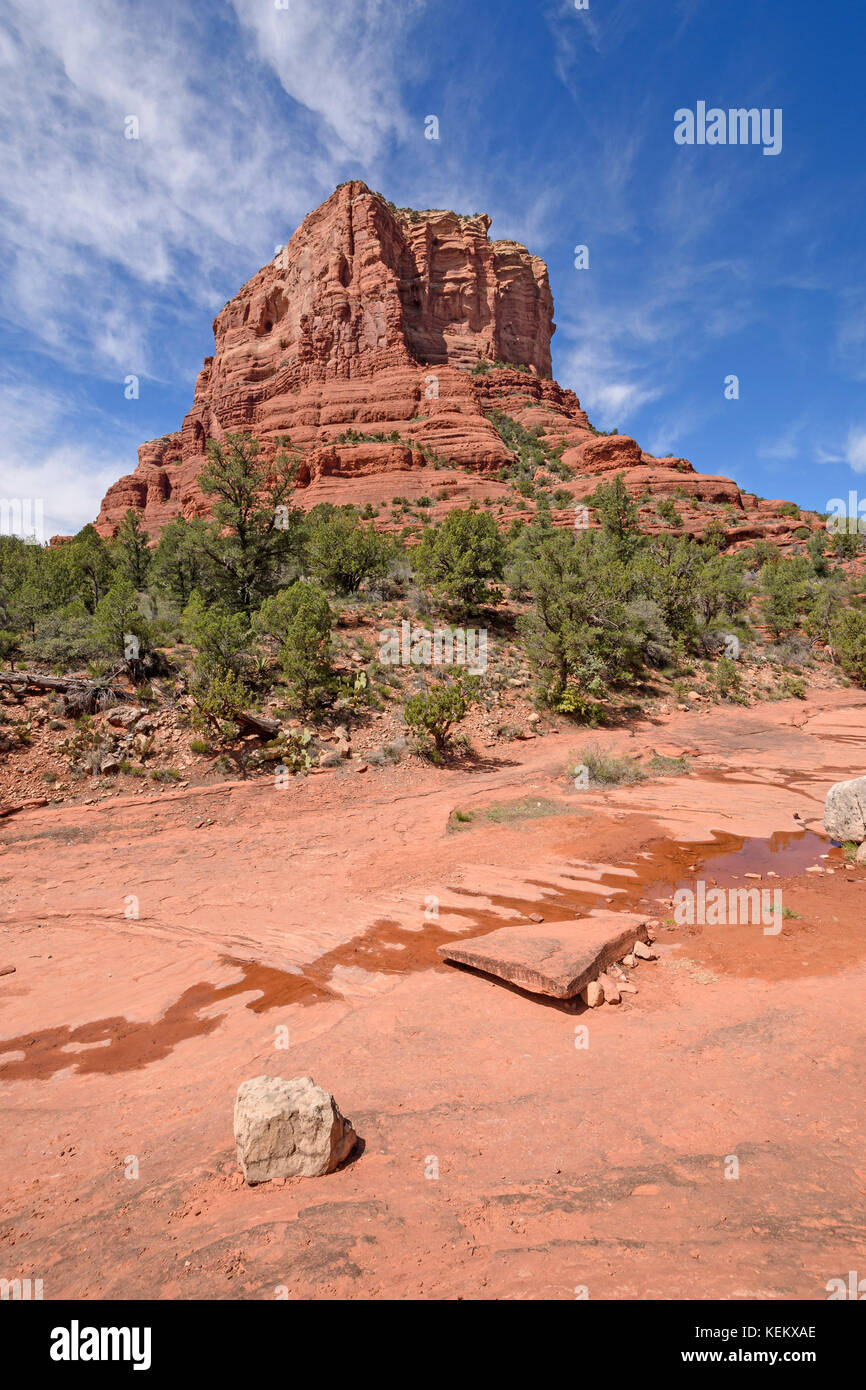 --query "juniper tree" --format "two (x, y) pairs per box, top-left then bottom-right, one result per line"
(114, 509), (151, 589)
(198, 433), (303, 612)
